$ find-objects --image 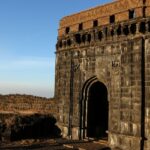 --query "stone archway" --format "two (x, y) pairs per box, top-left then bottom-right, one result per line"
(80, 76), (108, 140)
